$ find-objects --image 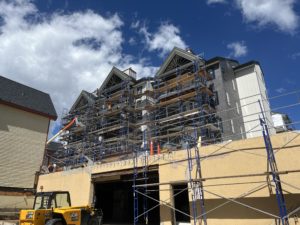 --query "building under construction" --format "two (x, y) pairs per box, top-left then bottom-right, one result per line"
(38, 47), (300, 225)
(57, 48), (221, 166)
